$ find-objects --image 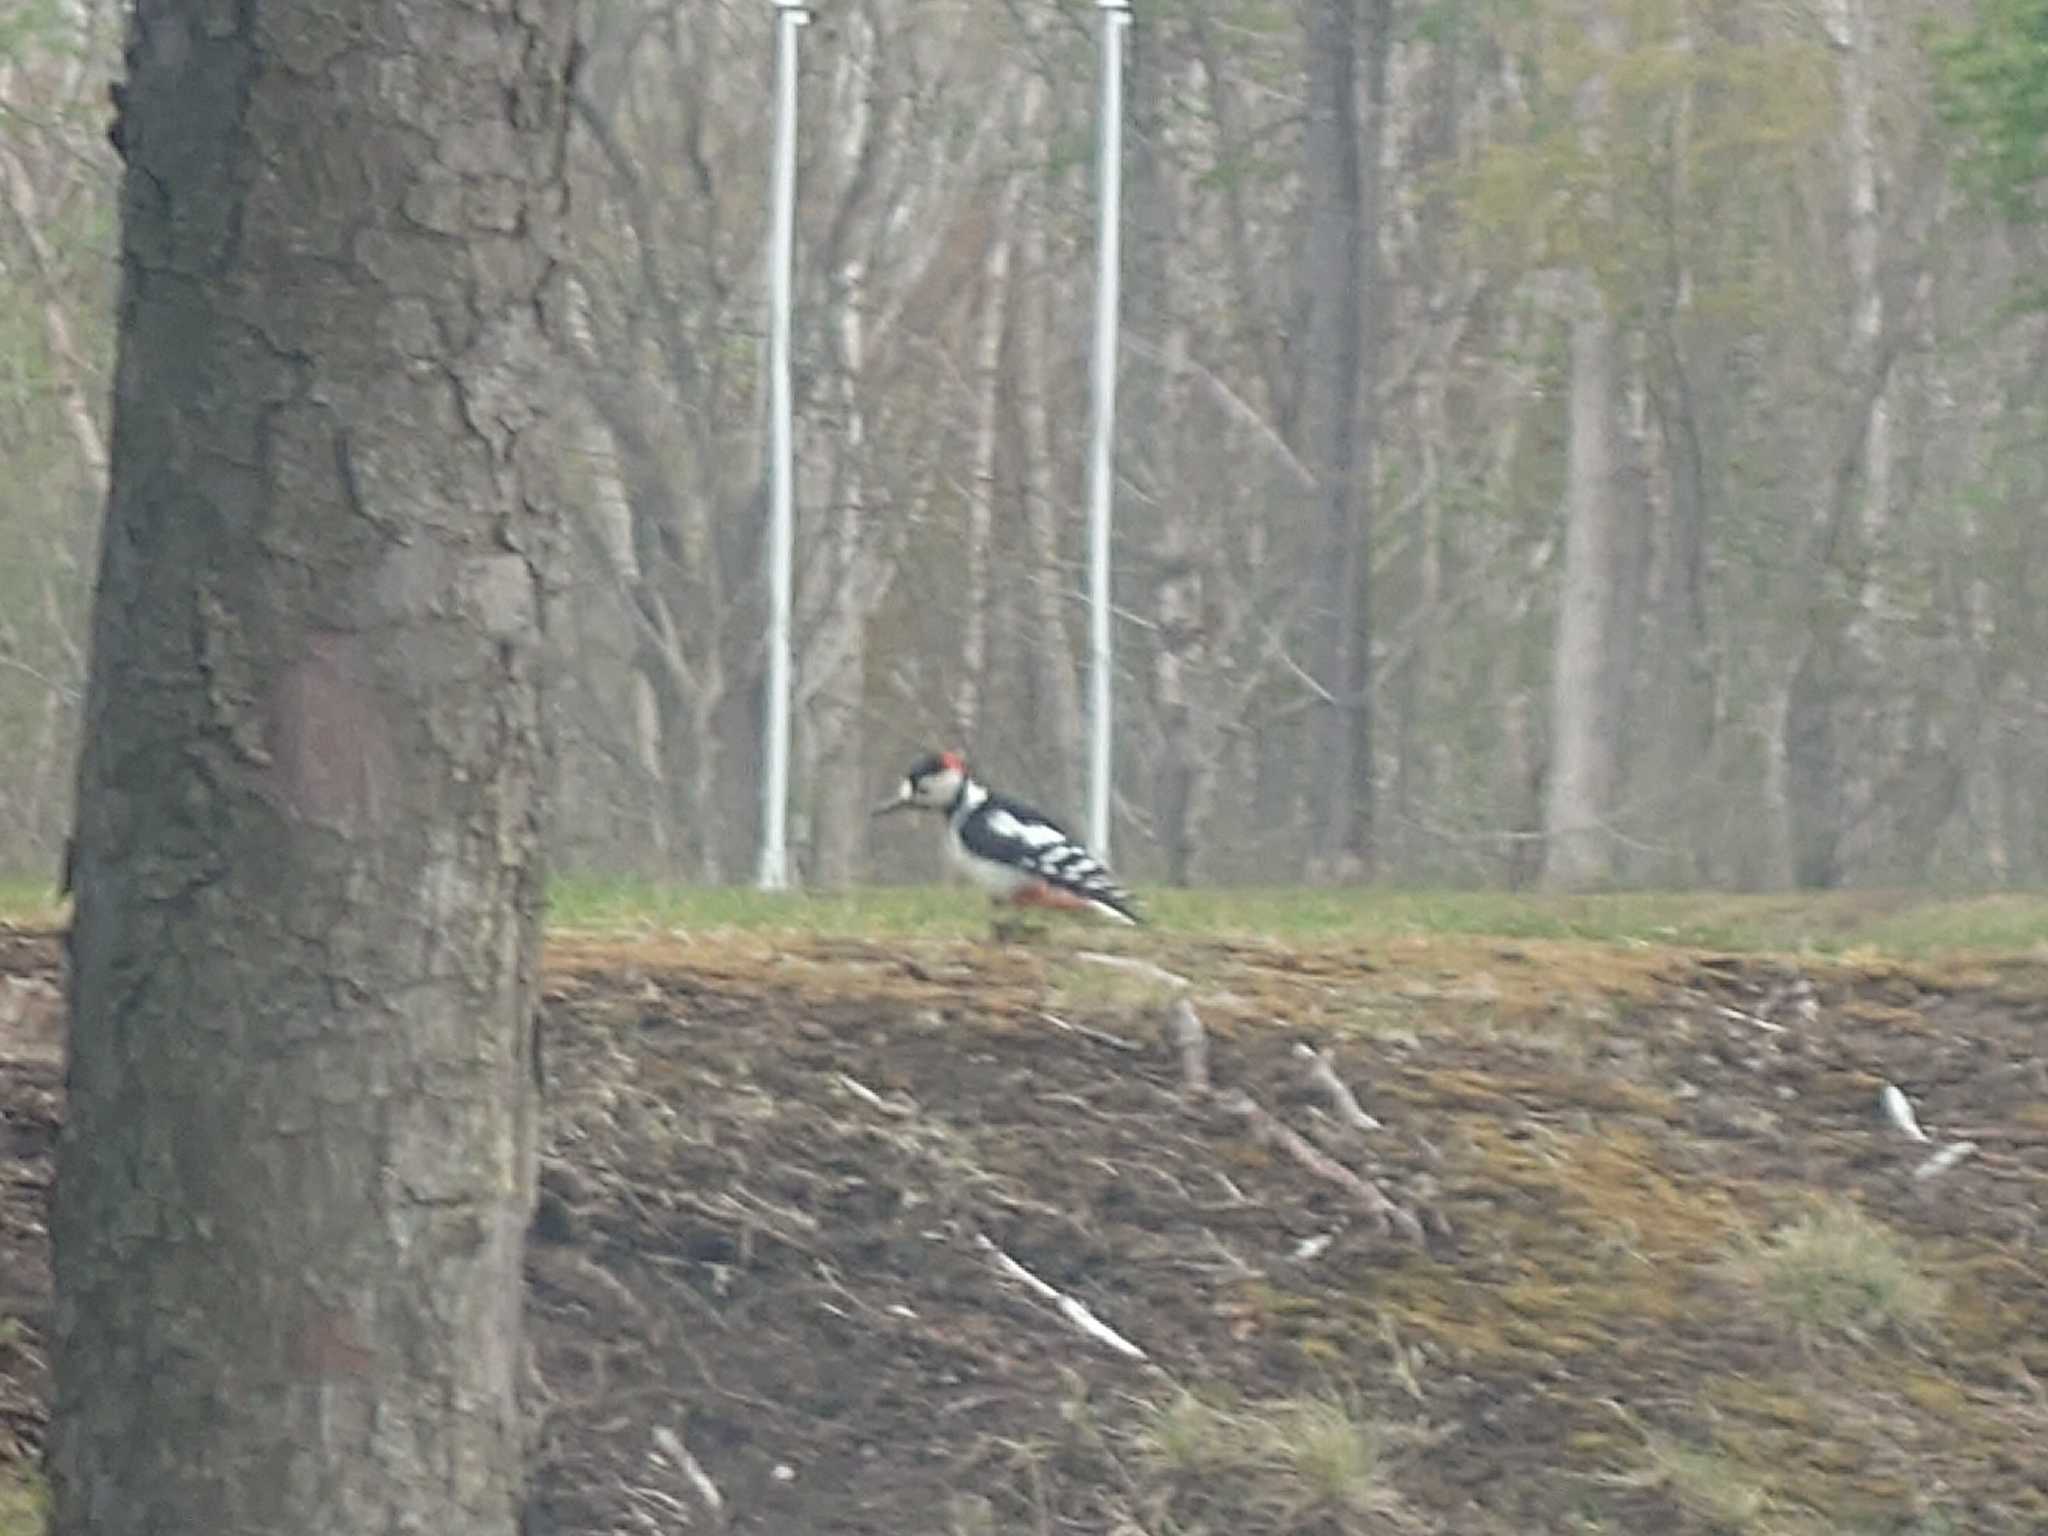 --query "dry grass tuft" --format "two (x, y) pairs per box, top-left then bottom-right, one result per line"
(0, 1470), (44, 1536)
(1134, 1387), (1399, 1520)
(1642, 1432), (1772, 1529)
(1722, 1201), (1945, 1344)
